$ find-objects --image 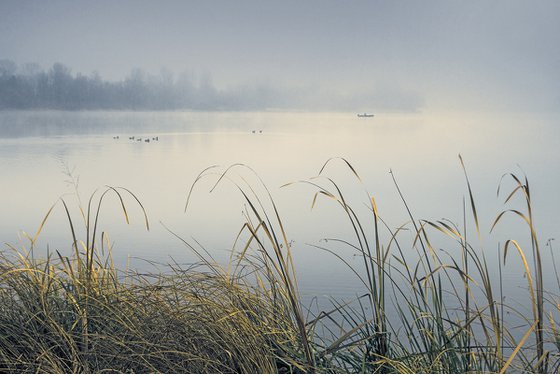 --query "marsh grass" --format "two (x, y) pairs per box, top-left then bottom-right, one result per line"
(0, 185), (311, 373)
(1, 158), (559, 373)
